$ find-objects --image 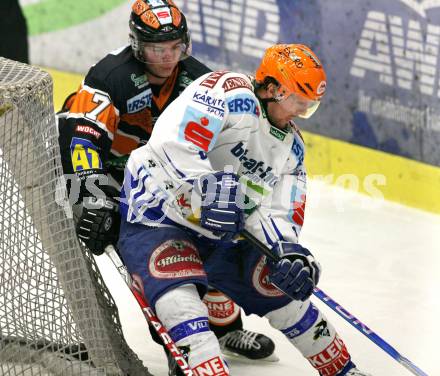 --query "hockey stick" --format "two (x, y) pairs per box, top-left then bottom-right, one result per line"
(0, 336), (89, 361)
(242, 230), (428, 376)
(104, 245), (194, 376)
